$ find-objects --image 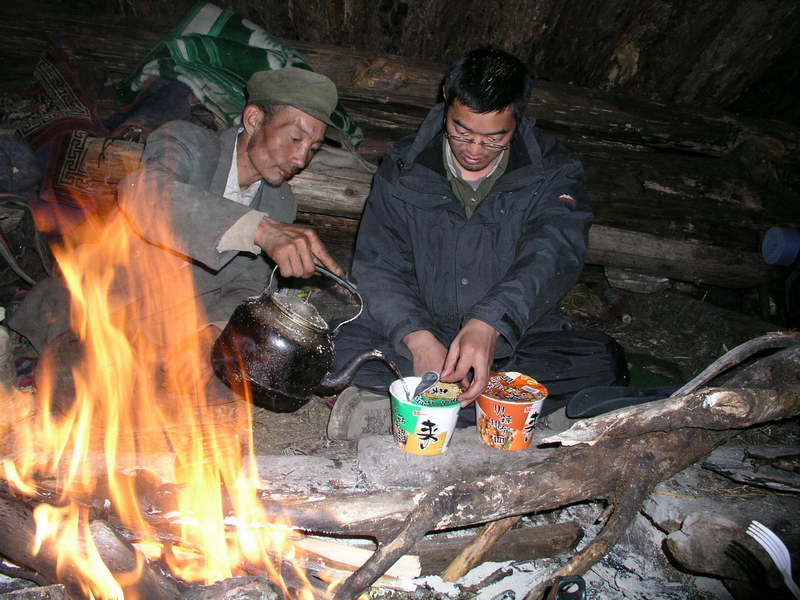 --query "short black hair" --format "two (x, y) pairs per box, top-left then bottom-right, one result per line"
(255, 103), (288, 124)
(443, 47), (532, 120)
